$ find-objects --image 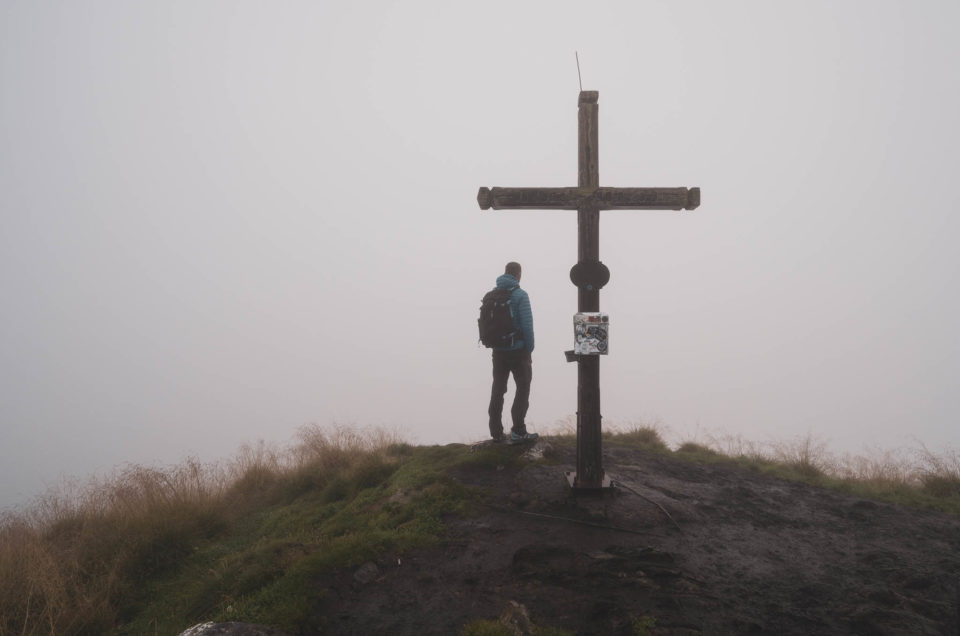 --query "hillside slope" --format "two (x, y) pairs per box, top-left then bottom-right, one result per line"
(314, 440), (960, 635)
